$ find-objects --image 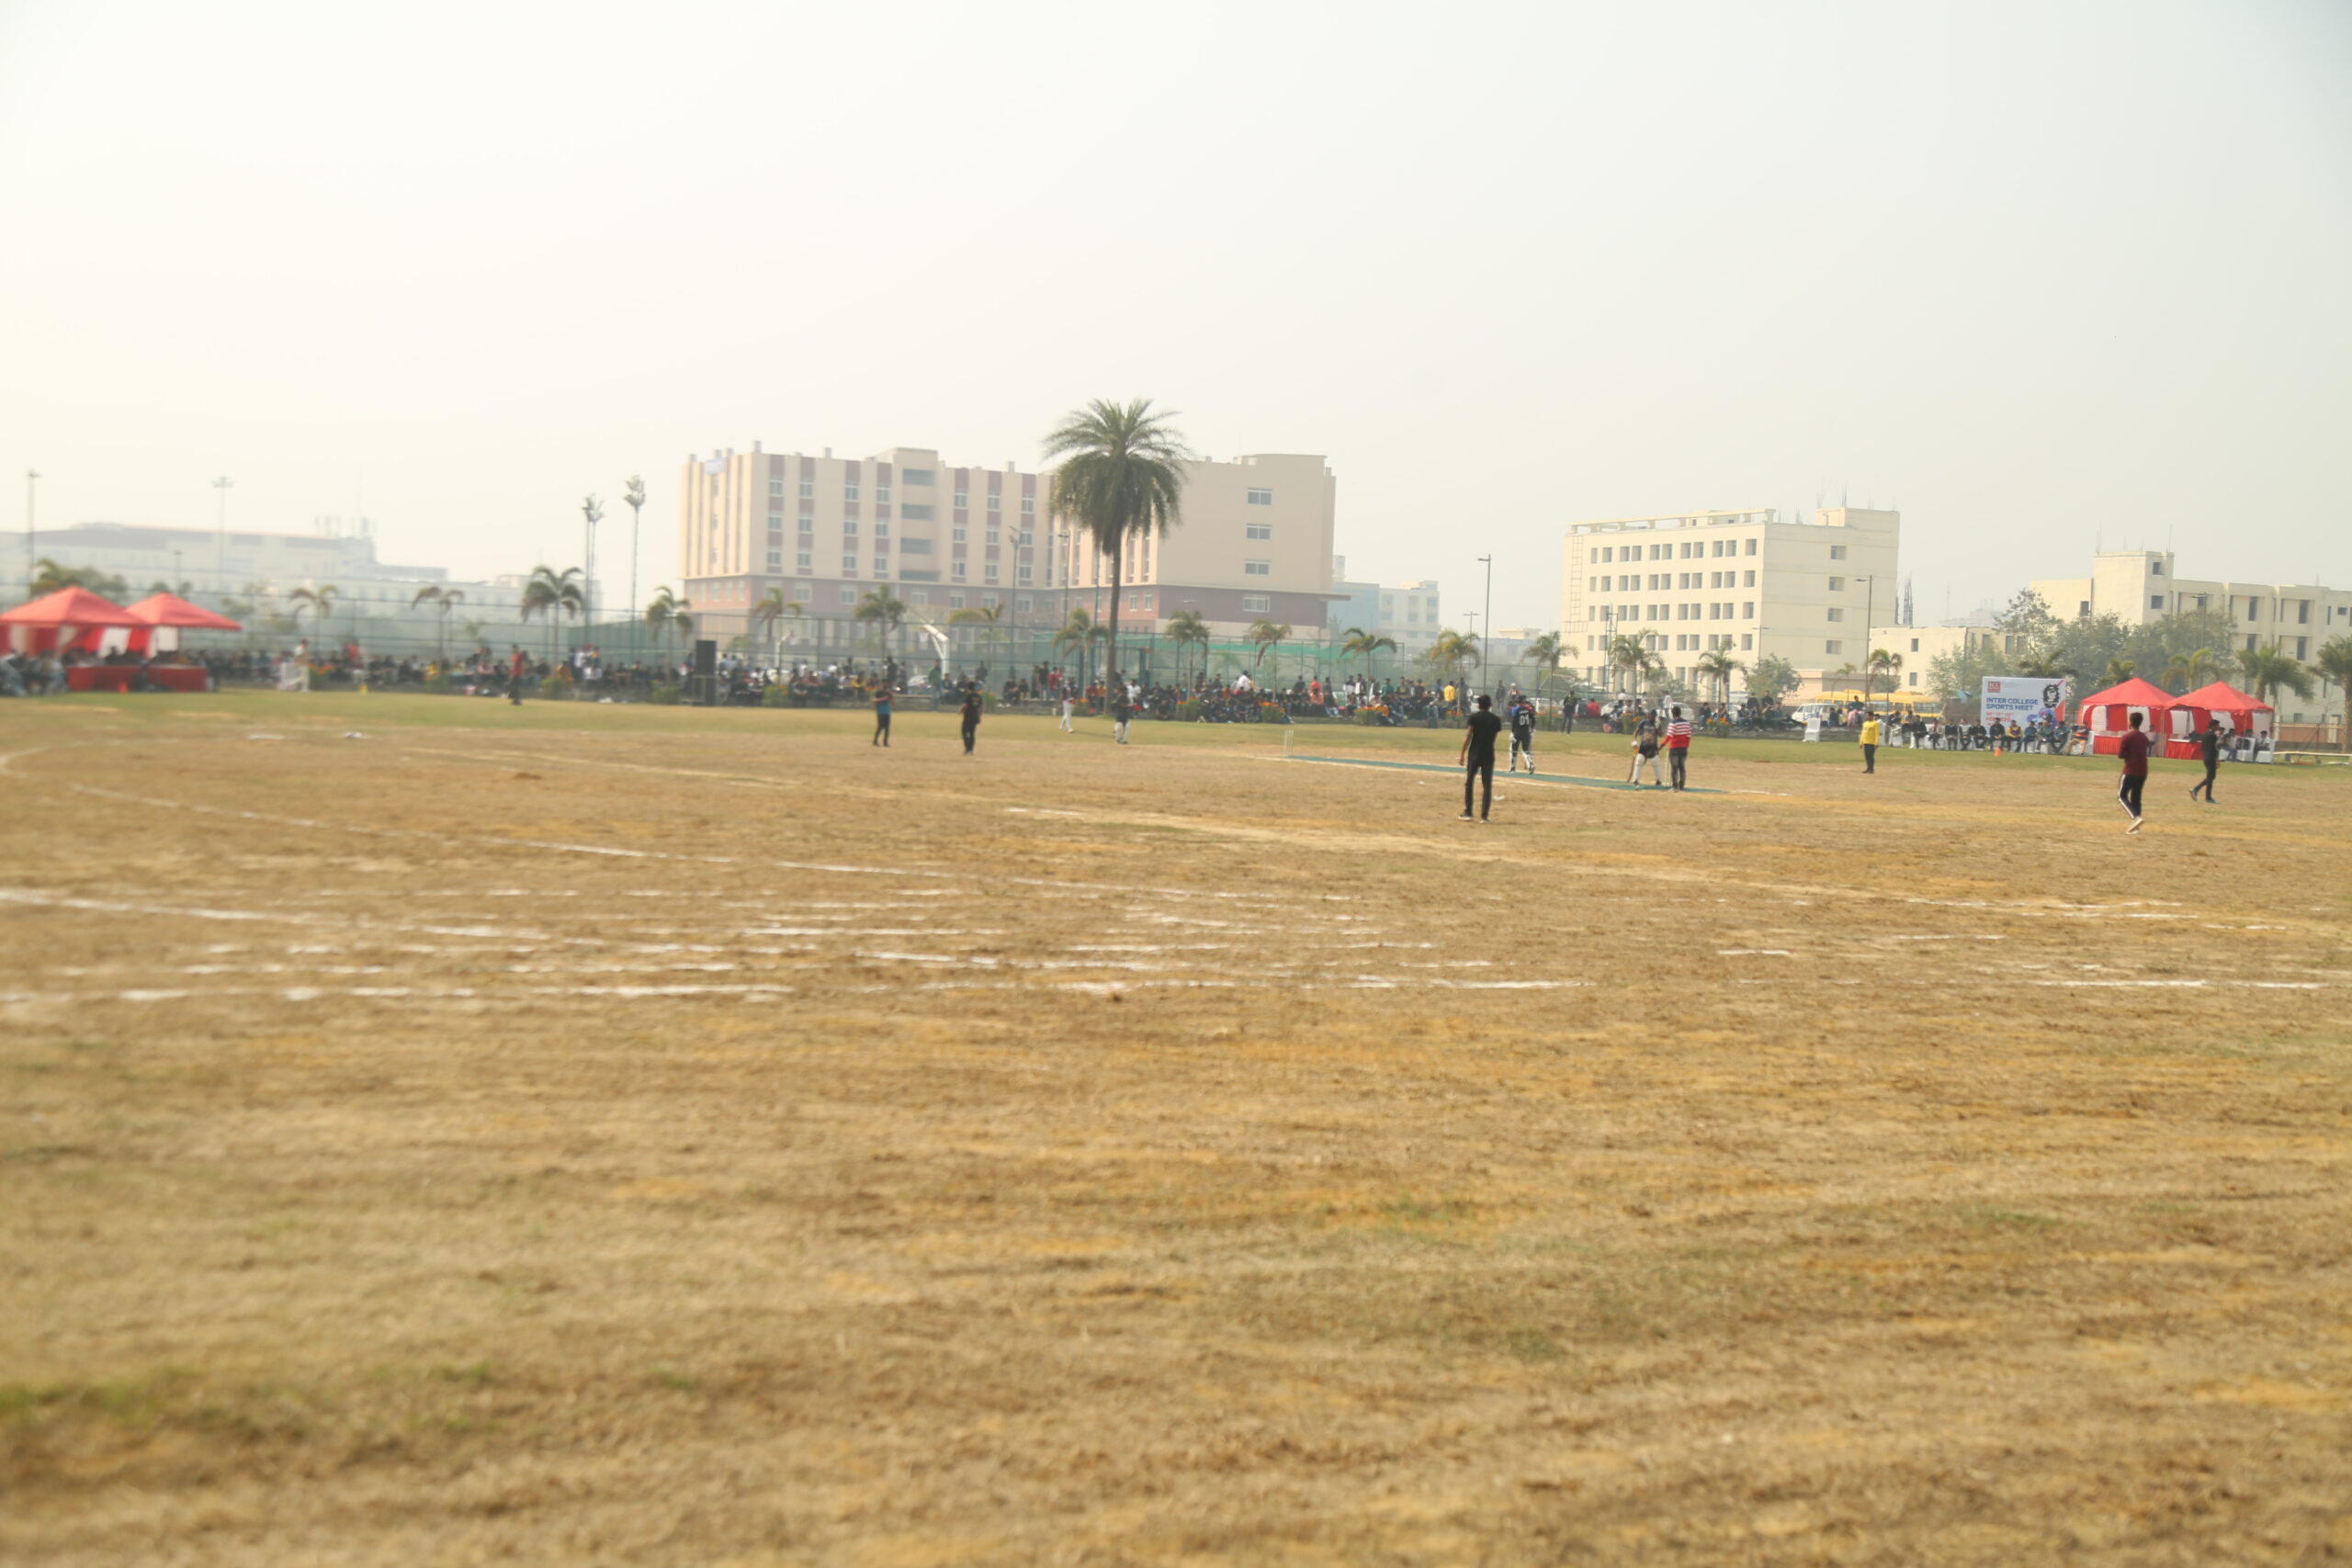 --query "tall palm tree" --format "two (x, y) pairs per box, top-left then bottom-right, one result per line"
(643, 585), (686, 663)
(32, 558), (130, 598)
(1521, 630), (1564, 681)
(521, 566), (583, 660)
(1605, 632), (1650, 695)
(412, 585), (464, 660)
(2235, 640), (2313, 706)
(951, 602), (1007, 677)
(1165, 607), (1212, 684)
(288, 583), (340, 637)
(2316, 637), (2352, 704)
(2163, 646), (2223, 694)
(1694, 649), (1745, 705)
(1049, 606), (1107, 689)
(1042, 399), (1196, 705)
(854, 588), (908, 656)
(1426, 627), (1480, 685)
(1340, 625), (1395, 680)
(1867, 647), (1903, 700)
(750, 587), (802, 663)
(1246, 618), (1292, 671)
